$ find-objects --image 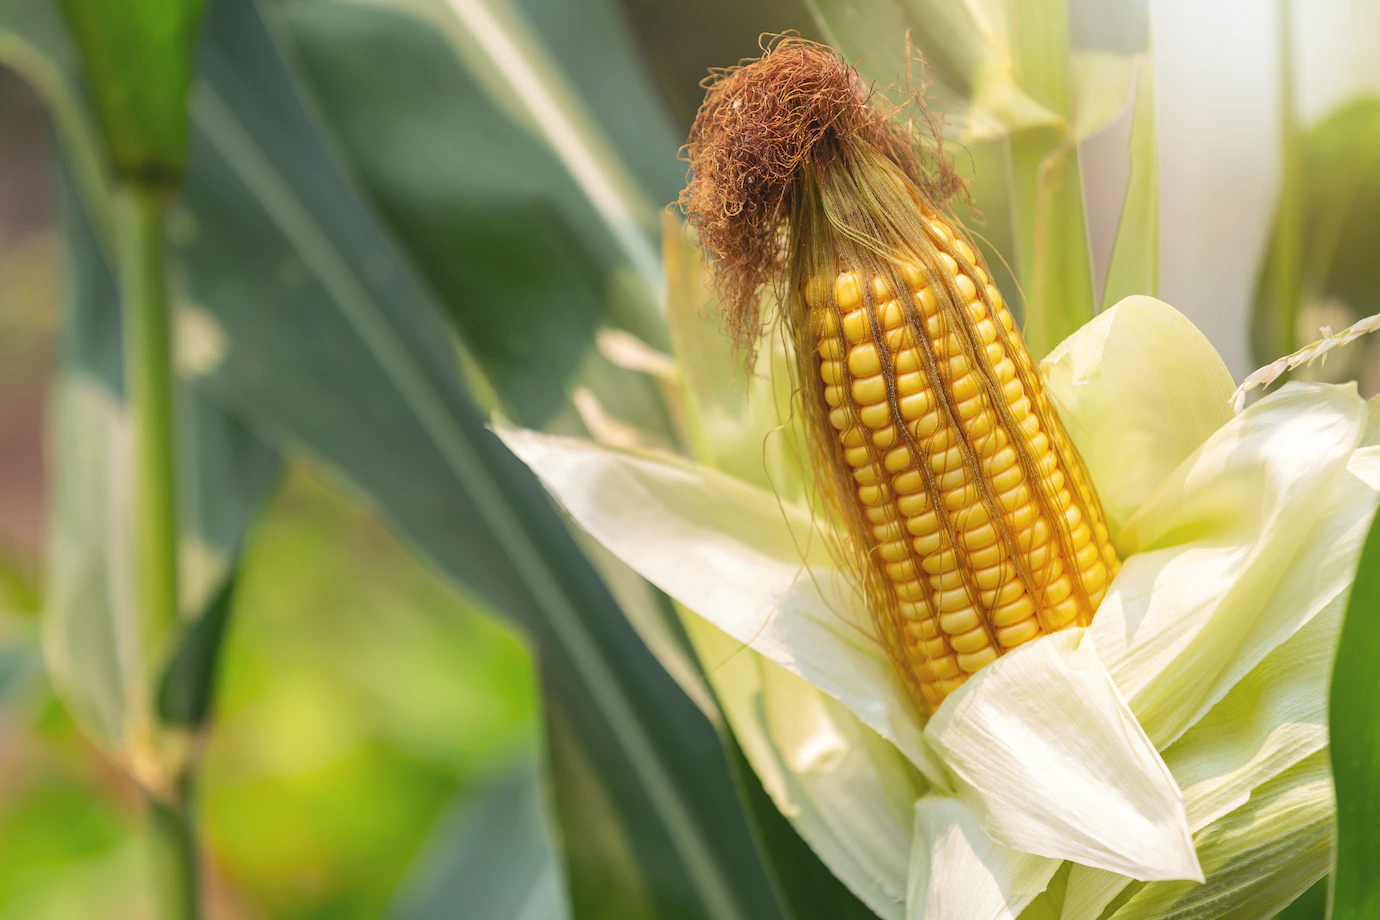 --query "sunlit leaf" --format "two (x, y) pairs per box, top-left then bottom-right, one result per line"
(1093, 383), (1364, 747)
(907, 796), (1057, 920)
(1105, 751), (1333, 920)
(1100, 61), (1158, 309)
(926, 631), (1199, 883)
(1041, 297), (1235, 536)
